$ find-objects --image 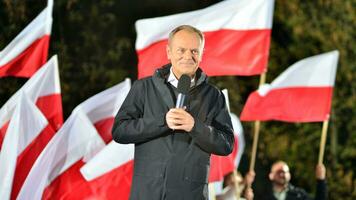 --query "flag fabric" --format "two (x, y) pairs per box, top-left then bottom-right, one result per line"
(0, 0), (53, 78)
(209, 89), (245, 182)
(17, 79), (131, 200)
(221, 89), (245, 169)
(0, 93), (55, 200)
(135, 0), (275, 79)
(78, 141), (134, 200)
(17, 107), (106, 200)
(240, 50), (339, 122)
(0, 55), (62, 150)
